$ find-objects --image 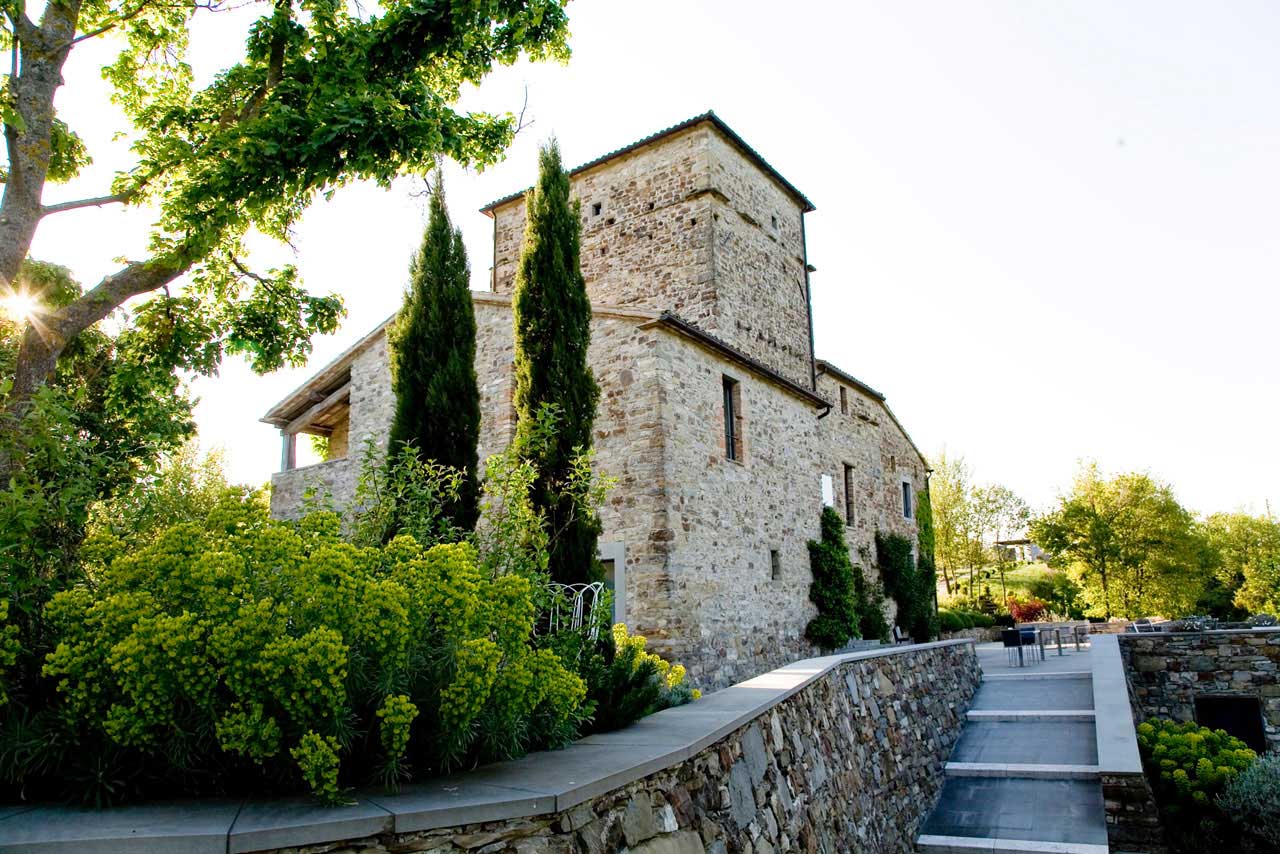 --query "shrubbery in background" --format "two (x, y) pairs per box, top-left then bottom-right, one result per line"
(1006, 595), (1048, 623)
(1218, 753), (1280, 849)
(1137, 718), (1257, 850)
